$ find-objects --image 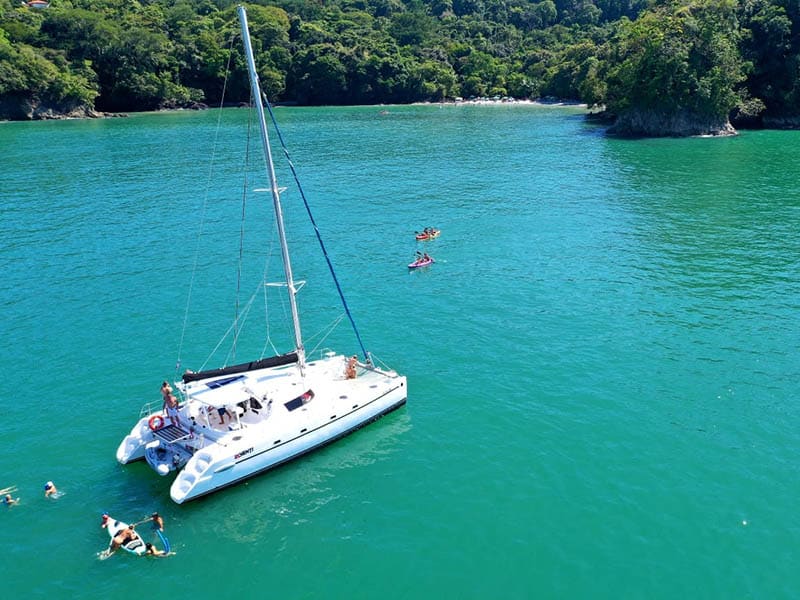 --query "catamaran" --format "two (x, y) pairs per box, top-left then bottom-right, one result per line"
(115, 6), (407, 504)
